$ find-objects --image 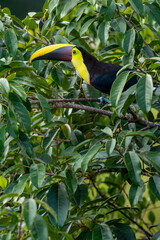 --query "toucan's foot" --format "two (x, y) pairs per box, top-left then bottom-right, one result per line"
(99, 97), (111, 105)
